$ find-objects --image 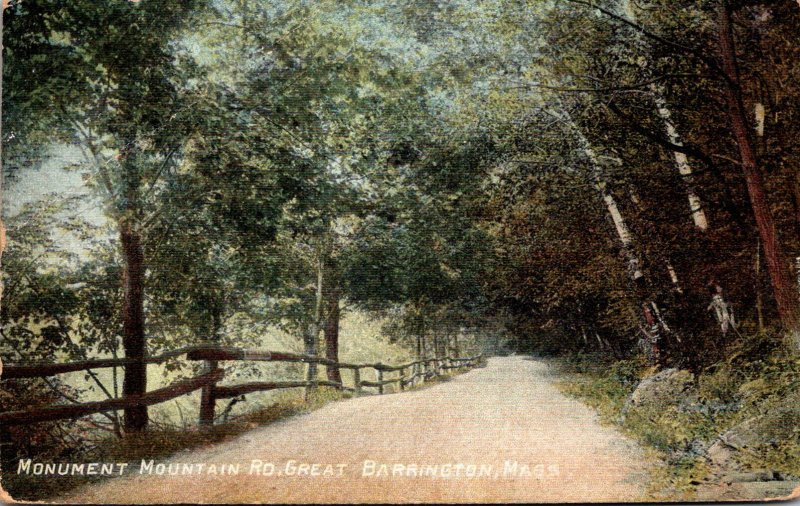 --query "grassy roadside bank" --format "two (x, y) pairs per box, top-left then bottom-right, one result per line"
(551, 336), (800, 501)
(3, 365), (473, 503)
(2, 387), (345, 502)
